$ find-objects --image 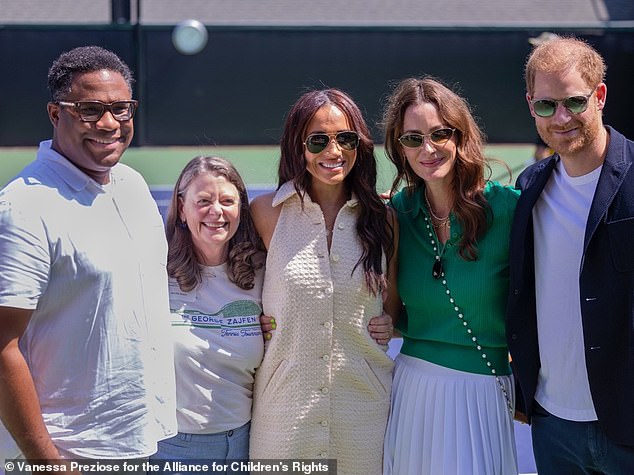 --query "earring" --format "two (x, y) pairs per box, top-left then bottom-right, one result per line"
(179, 220), (188, 229)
